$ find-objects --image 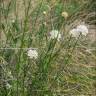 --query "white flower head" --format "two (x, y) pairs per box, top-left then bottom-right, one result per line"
(69, 24), (88, 38)
(49, 30), (61, 41)
(27, 49), (38, 59)
(76, 25), (88, 36)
